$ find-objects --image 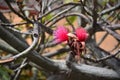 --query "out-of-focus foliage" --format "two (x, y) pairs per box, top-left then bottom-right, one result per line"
(0, 66), (12, 80)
